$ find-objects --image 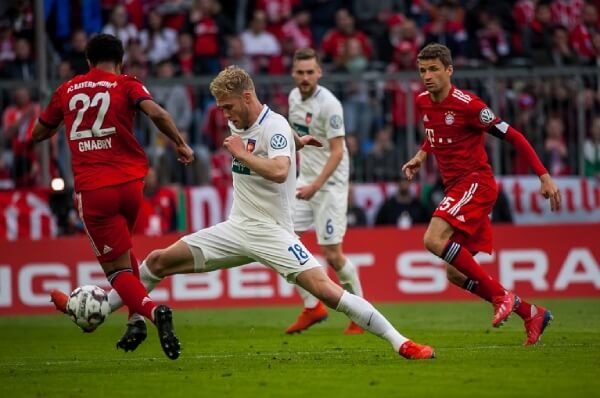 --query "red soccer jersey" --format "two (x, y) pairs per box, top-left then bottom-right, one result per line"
(39, 67), (152, 192)
(417, 86), (499, 189)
